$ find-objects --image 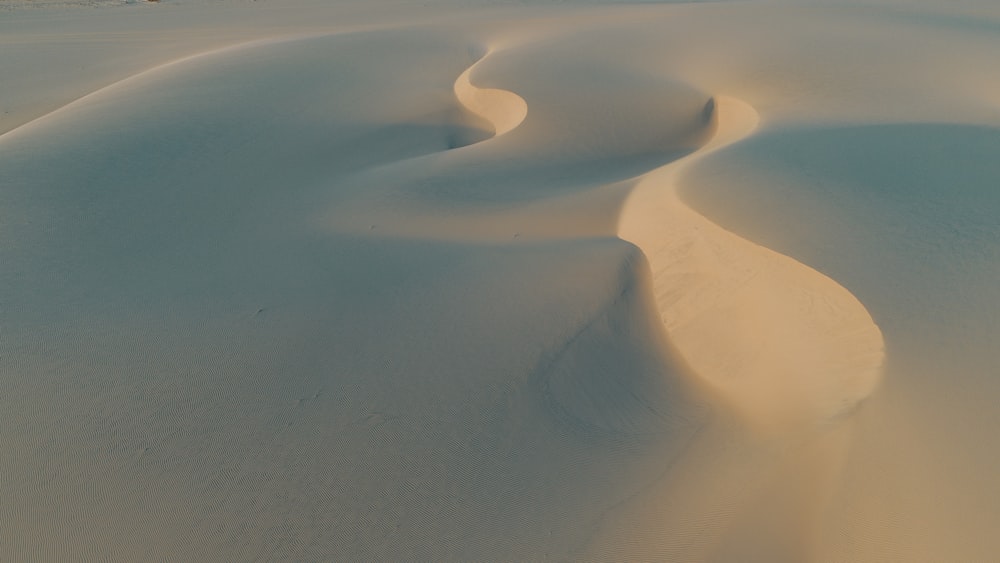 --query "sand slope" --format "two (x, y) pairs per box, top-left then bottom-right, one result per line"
(619, 96), (884, 429)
